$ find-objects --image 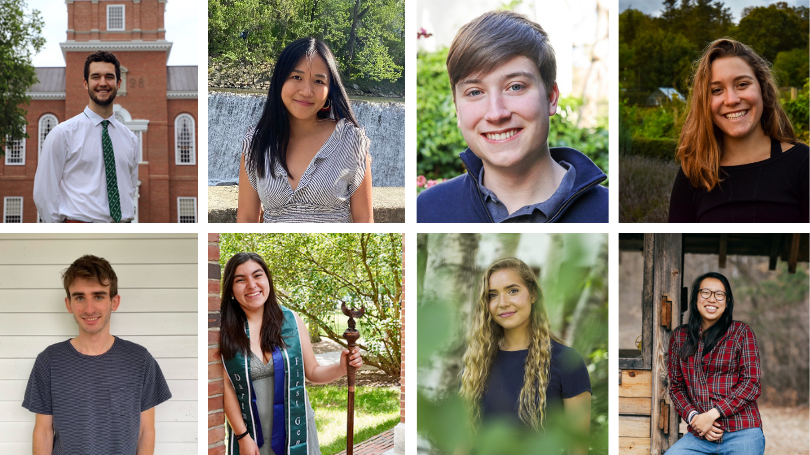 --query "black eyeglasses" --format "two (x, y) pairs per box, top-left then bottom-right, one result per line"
(698, 289), (726, 301)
